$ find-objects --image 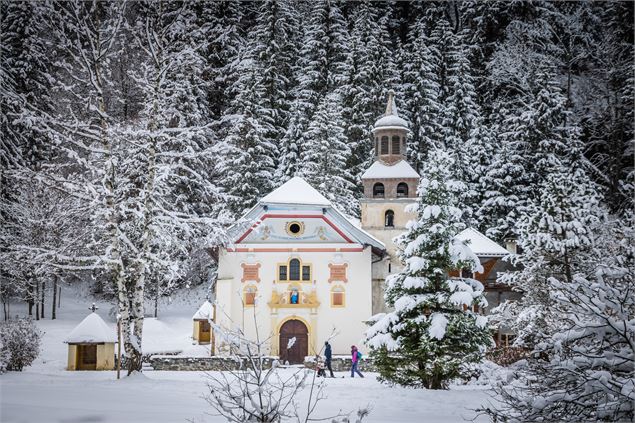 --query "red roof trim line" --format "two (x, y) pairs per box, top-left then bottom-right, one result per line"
(235, 214), (354, 244)
(226, 247), (365, 253)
